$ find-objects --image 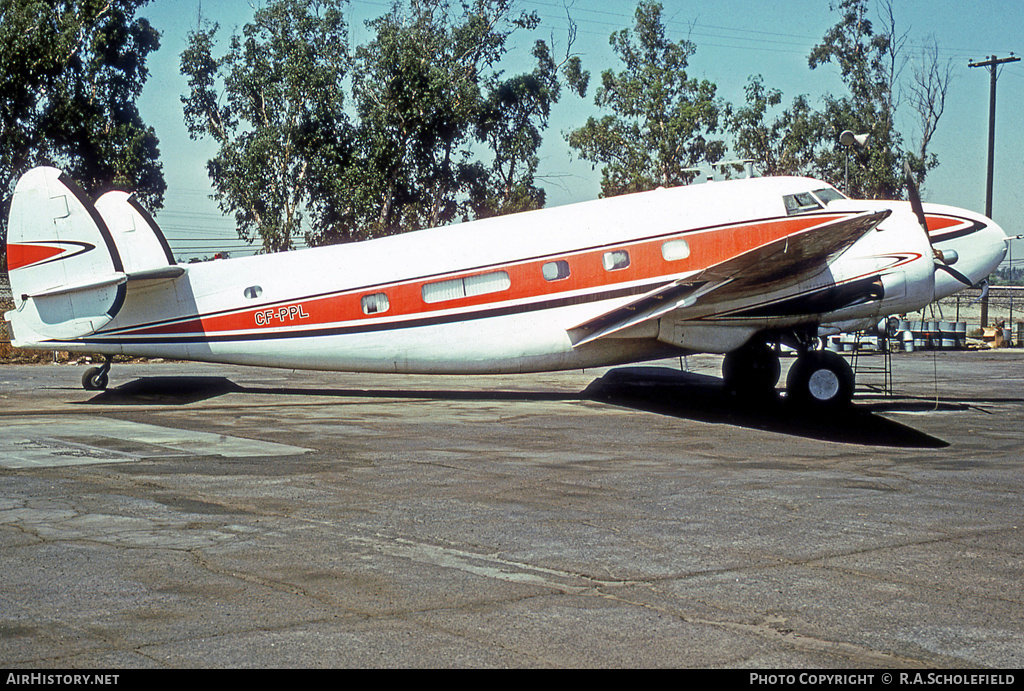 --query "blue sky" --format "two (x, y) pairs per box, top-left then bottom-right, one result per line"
(133, 1), (1024, 260)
